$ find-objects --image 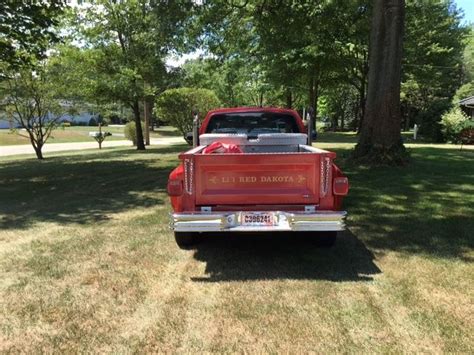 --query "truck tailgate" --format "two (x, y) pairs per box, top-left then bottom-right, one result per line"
(193, 153), (322, 206)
